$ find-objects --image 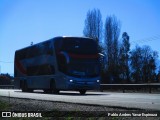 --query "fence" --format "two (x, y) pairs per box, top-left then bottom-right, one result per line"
(100, 83), (160, 93)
